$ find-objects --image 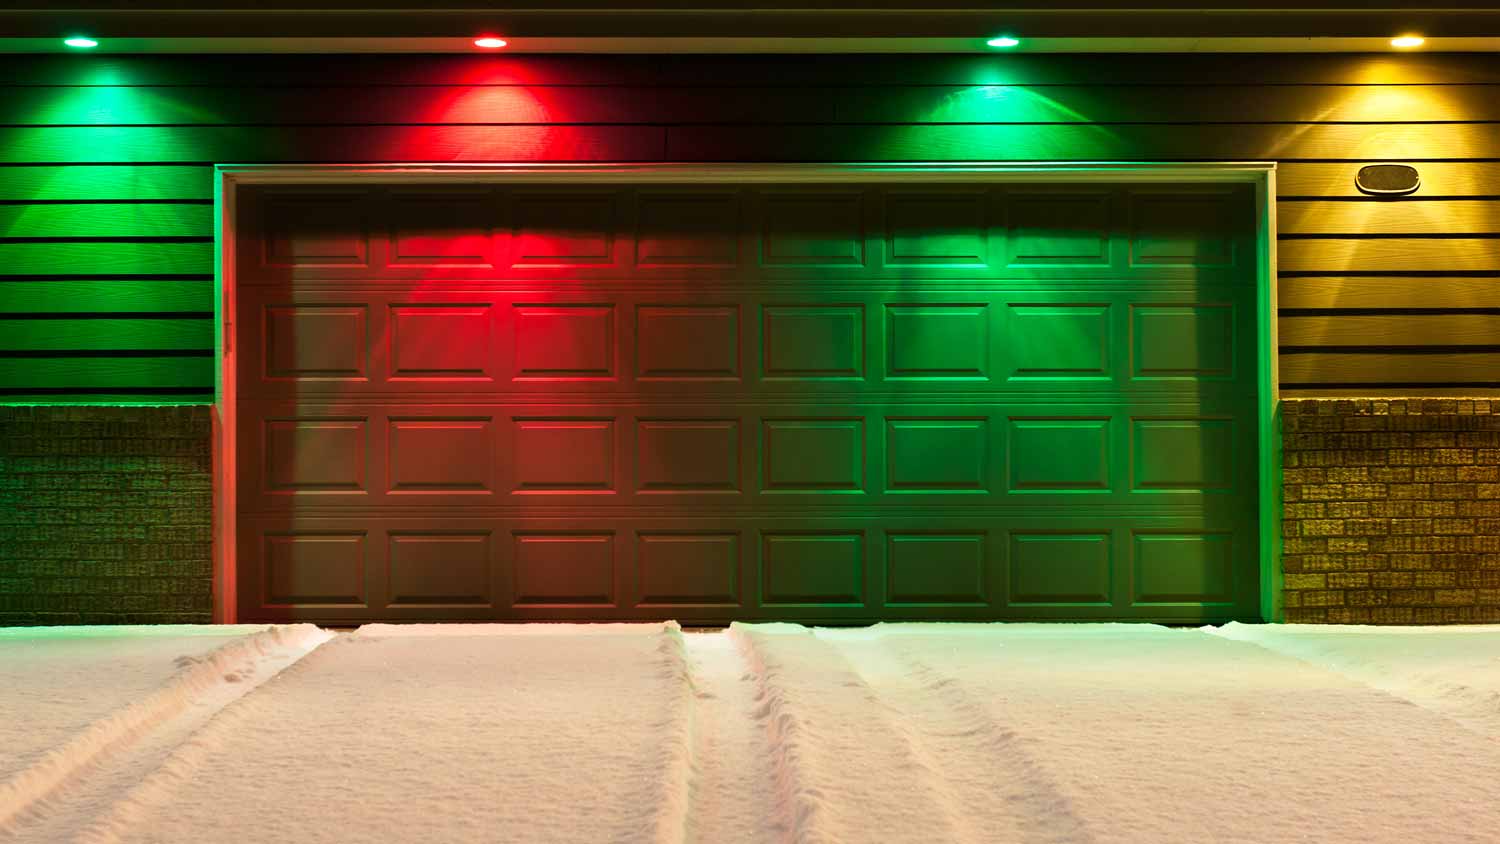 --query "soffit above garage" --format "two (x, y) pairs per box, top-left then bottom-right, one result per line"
(3, 1), (1500, 51)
